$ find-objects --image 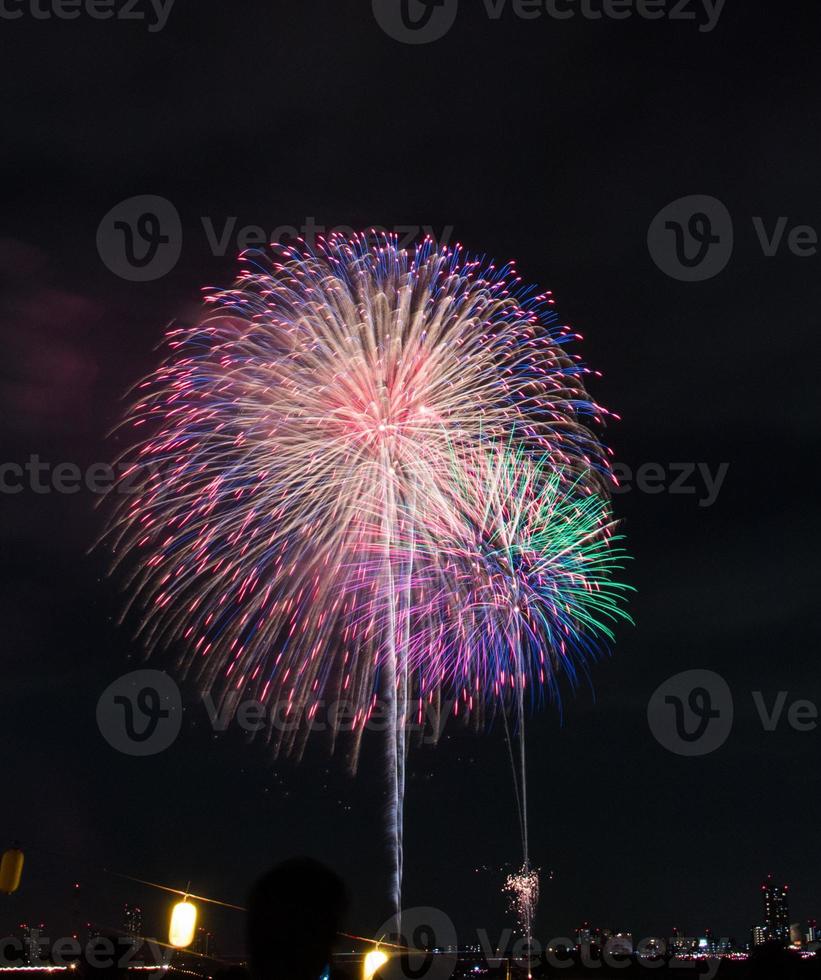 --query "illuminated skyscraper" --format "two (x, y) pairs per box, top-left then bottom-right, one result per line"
(761, 874), (790, 945)
(16, 923), (46, 965)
